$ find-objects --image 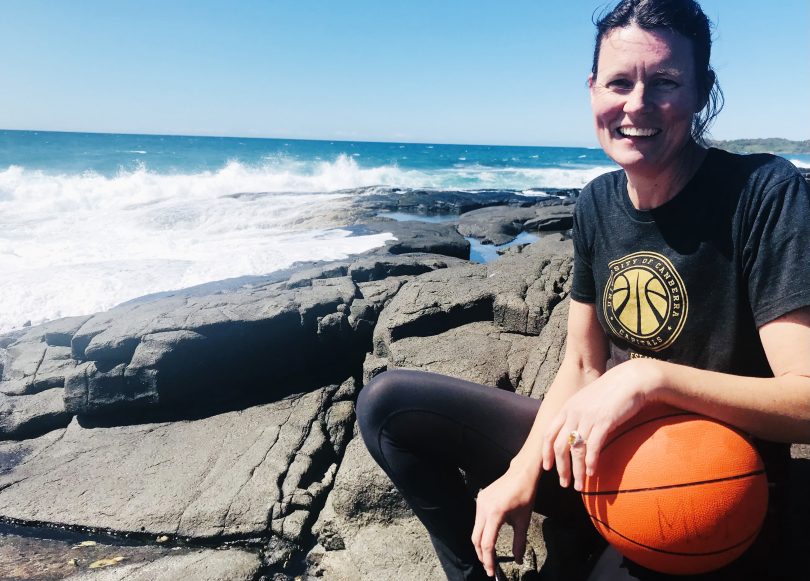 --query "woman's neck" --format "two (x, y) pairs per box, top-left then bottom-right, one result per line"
(625, 142), (708, 210)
